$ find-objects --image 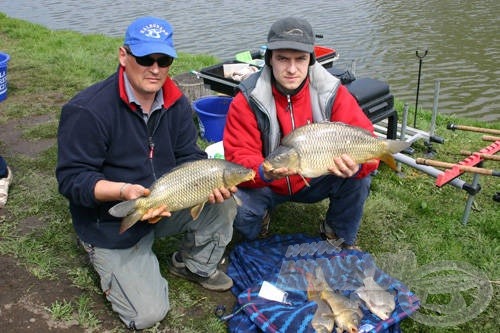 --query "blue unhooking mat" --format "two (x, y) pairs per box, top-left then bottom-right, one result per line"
(226, 234), (420, 333)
